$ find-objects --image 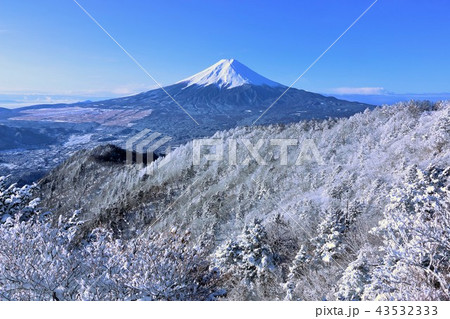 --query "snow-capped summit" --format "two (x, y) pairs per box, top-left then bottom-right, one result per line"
(177, 59), (283, 89)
